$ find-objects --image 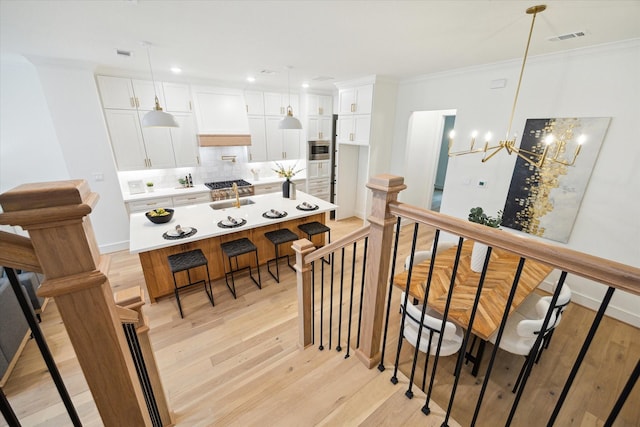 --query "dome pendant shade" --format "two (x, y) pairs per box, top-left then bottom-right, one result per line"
(279, 106), (302, 129)
(142, 97), (179, 127)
